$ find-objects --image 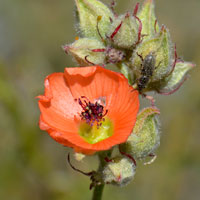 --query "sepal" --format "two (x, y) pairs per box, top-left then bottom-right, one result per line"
(75, 0), (114, 40)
